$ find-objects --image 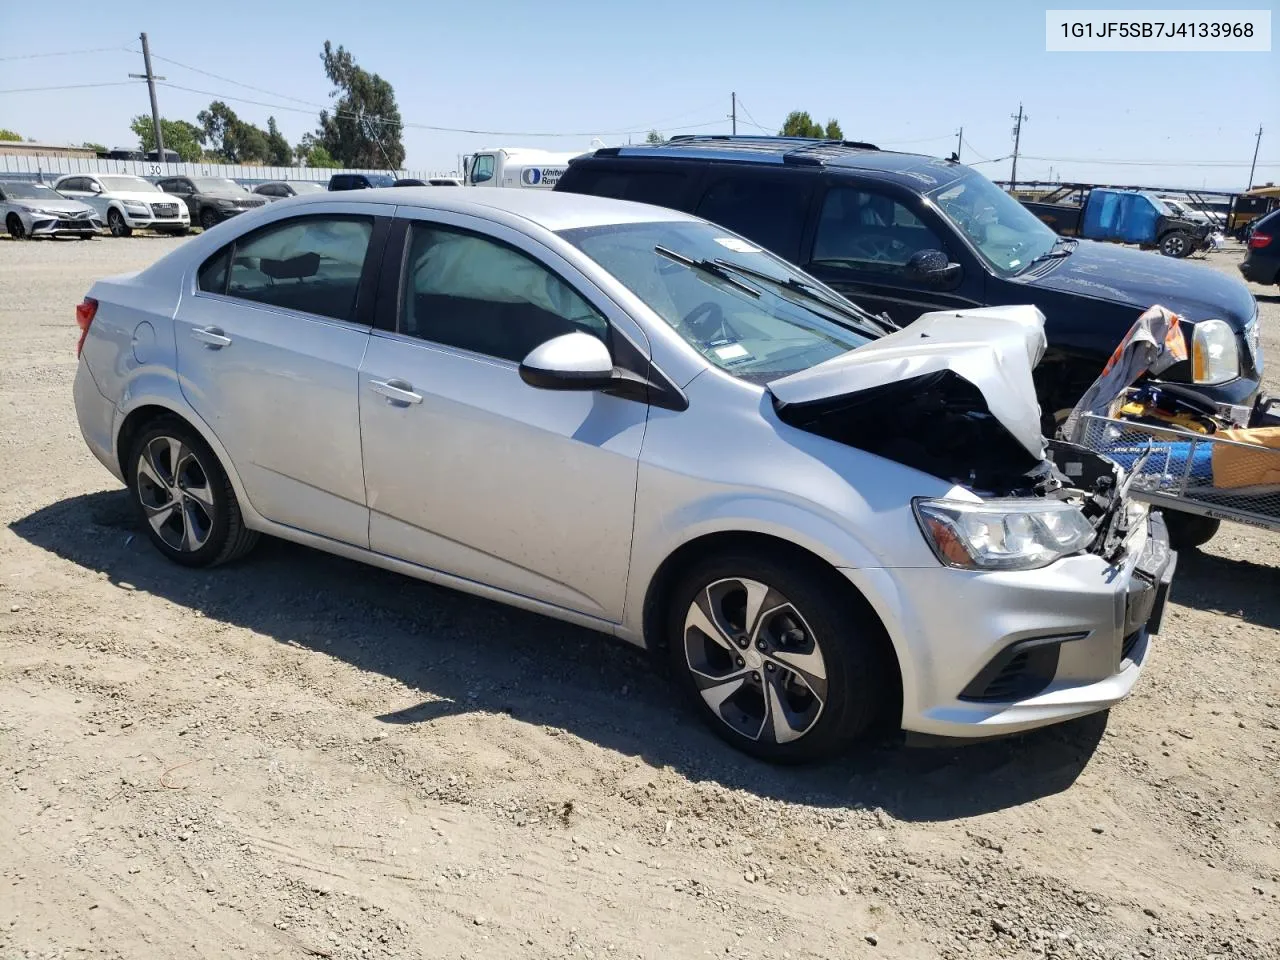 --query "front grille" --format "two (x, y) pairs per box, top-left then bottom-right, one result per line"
(238, 198), (266, 208)
(151, 202), (180, 217)
(54, 219), (98, 230)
